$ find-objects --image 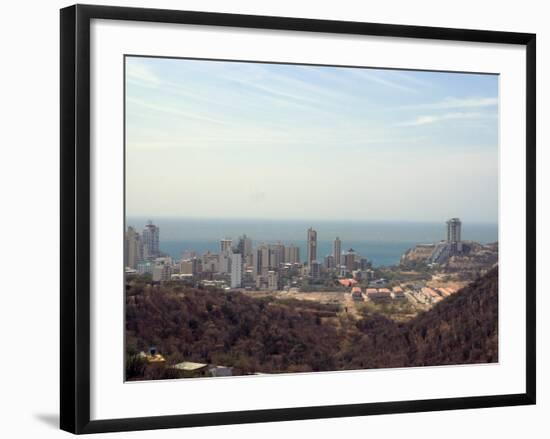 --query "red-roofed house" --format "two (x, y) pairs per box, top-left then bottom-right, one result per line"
(338, 278), (358, 287)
